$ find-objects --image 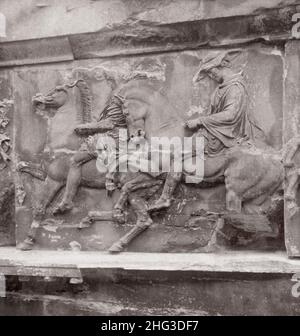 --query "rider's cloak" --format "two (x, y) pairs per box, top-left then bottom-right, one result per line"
(199, 74), (265, 153)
